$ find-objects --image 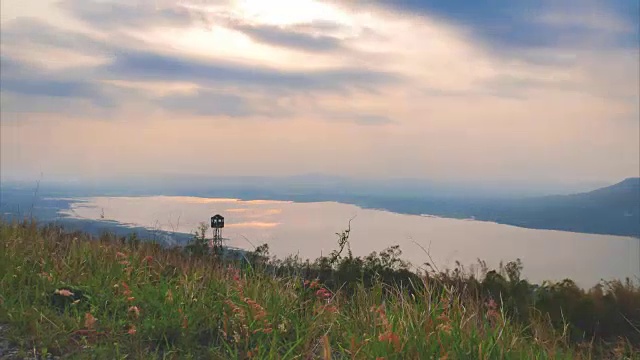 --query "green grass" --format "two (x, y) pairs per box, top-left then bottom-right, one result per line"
(0, 221), (635, 359)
